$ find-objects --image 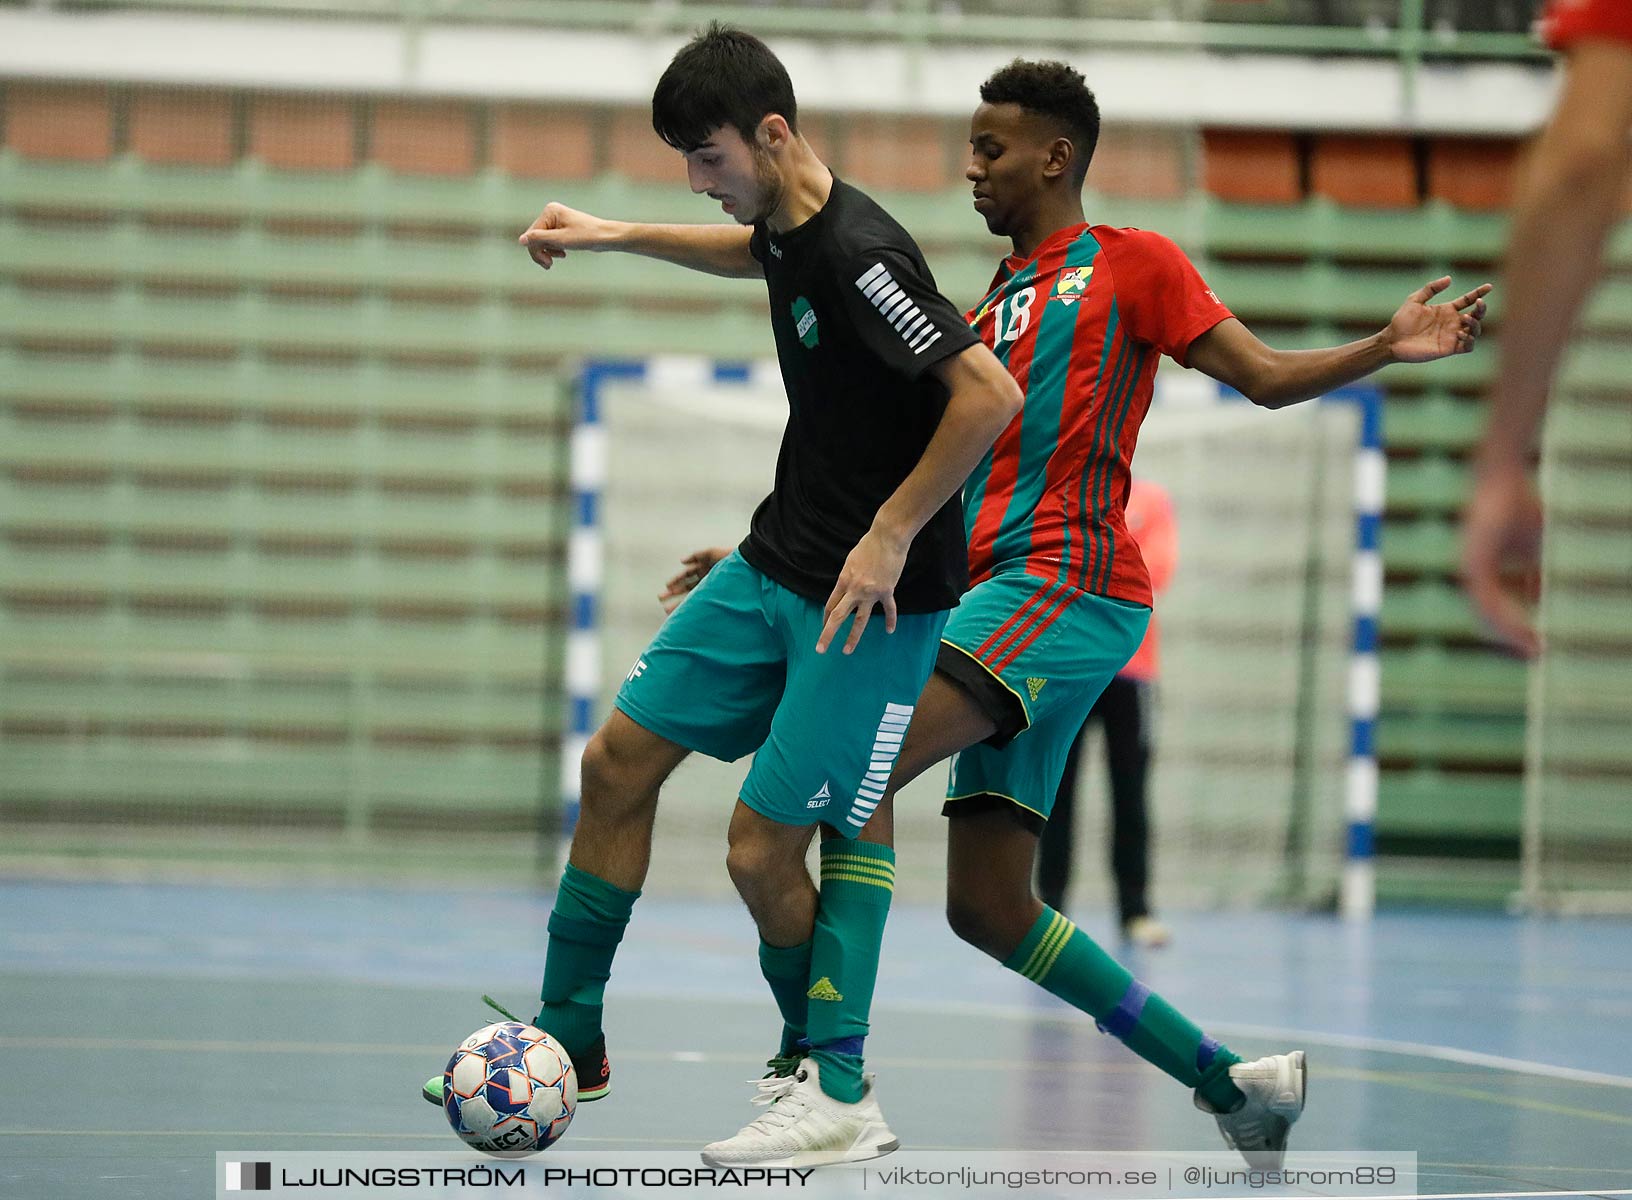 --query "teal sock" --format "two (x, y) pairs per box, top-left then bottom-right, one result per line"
(759, 939), (814, 1057)
(536, 862), (640, 1062)
(1005, 907), (1245, 1112)
(806, 839), (895, 1104)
